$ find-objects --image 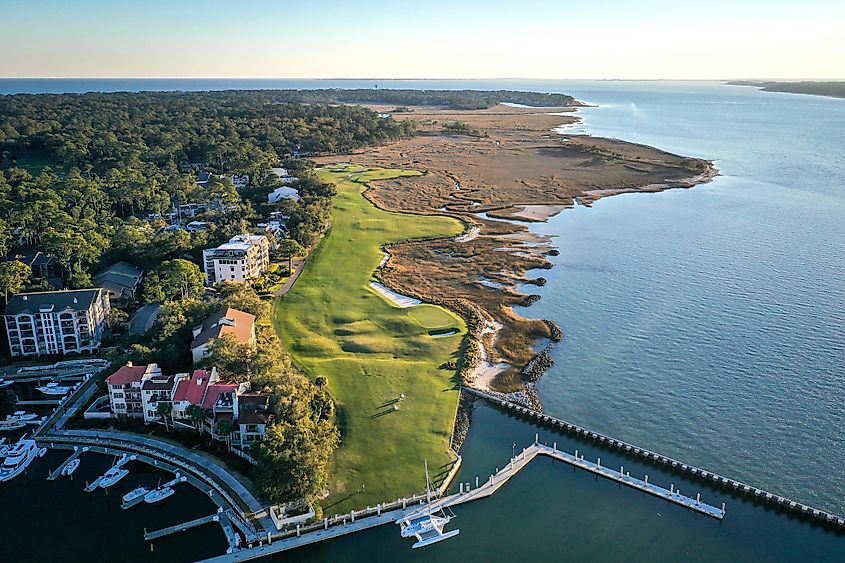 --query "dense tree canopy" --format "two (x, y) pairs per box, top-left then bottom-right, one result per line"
(0, 90), (416, 290)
